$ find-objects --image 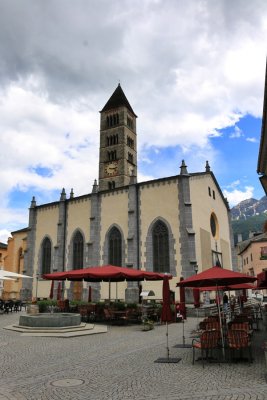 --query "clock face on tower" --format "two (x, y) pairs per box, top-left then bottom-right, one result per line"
(105, 161), (118, 176)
